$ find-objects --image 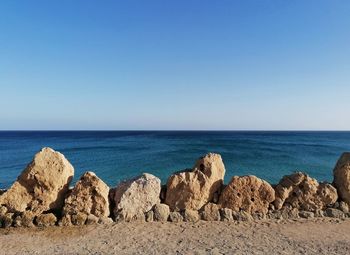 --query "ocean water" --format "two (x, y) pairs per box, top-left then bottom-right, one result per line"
(0, 131), (350, 189)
